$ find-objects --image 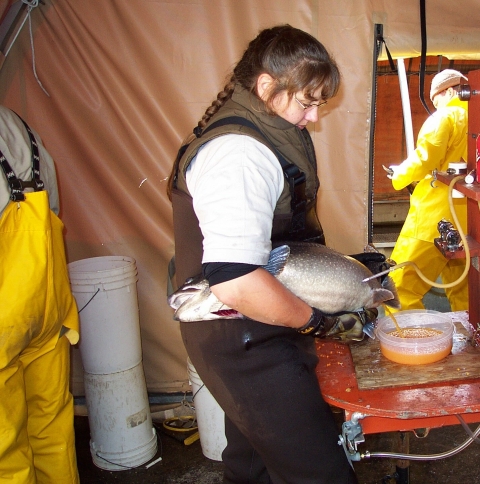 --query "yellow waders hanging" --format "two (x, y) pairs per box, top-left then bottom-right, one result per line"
(0, 119), (80, 484)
